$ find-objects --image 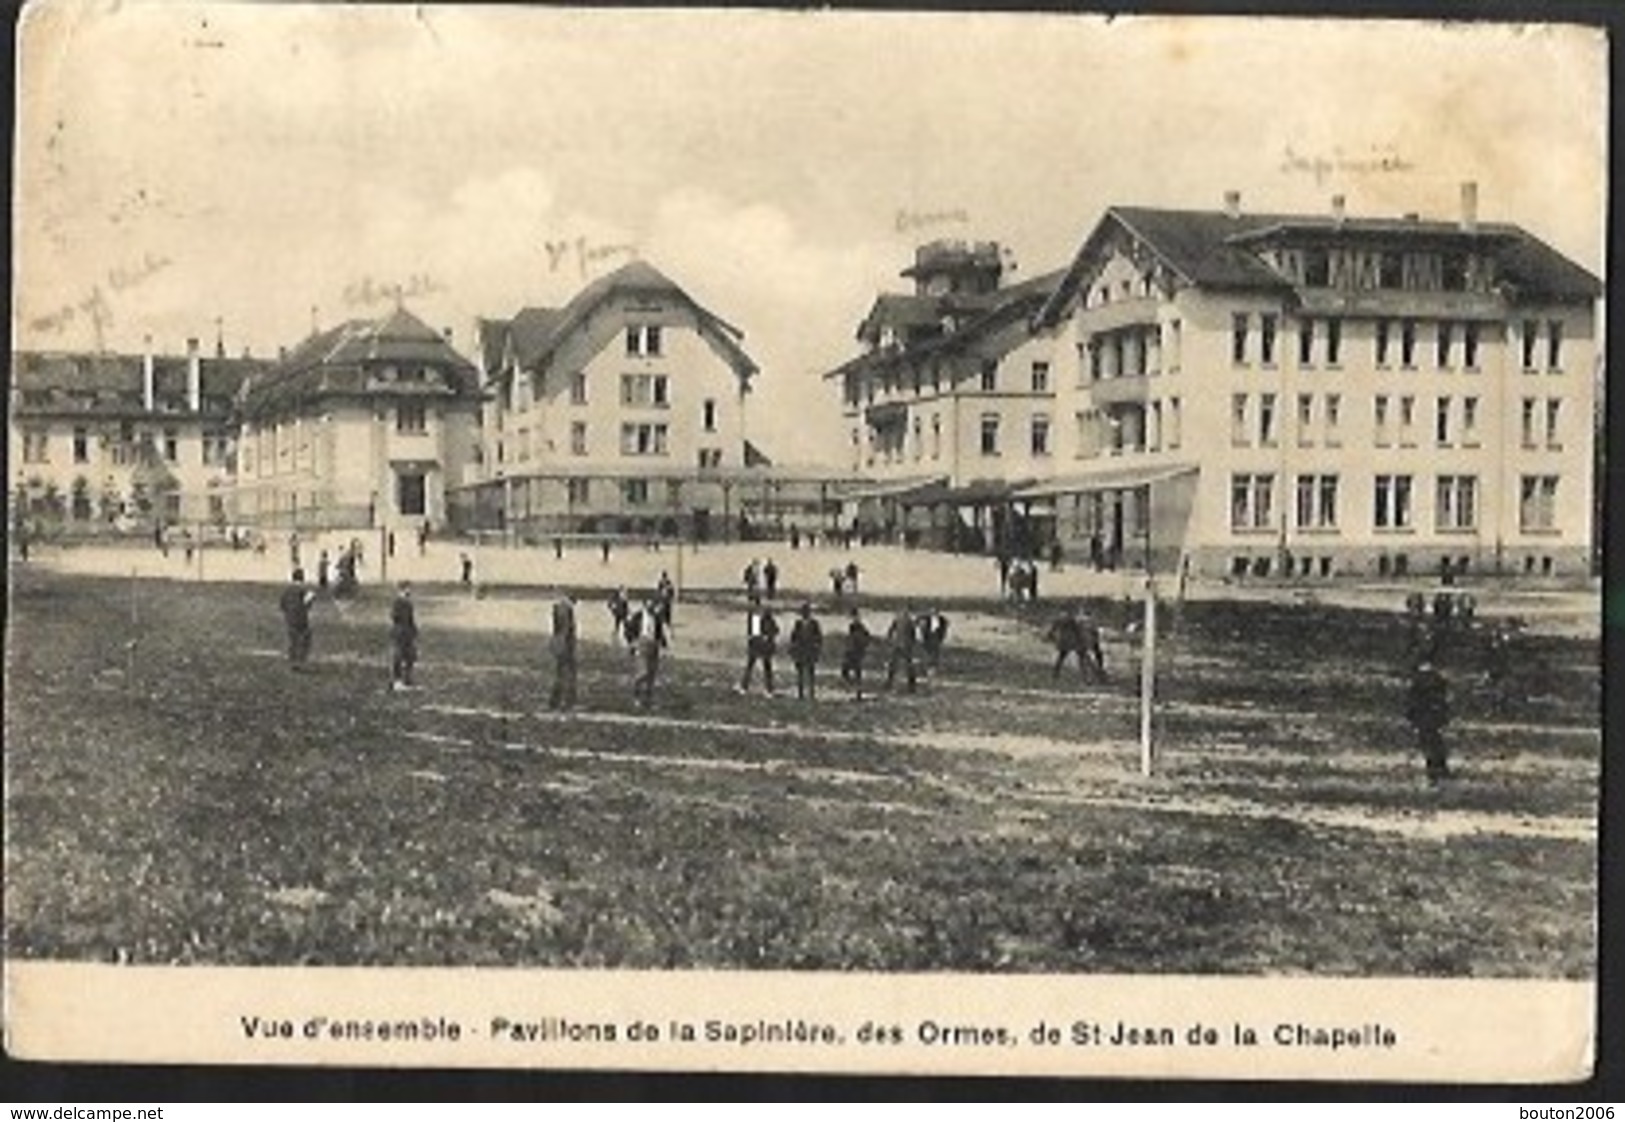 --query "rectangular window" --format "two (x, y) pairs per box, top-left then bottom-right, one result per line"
(702, 398), (718, 433)
(1325, 317), (1342, 366)
(697, 448), (723, 470)
(570, 421), (587, 456)
(1297, 394), (1314, 446)
(397, 471), (427, 517)
(1398, 395), (1416, 446)
(1260, 314), (1278, 365)
(1519, 475), (1559, 532)
(22, 430), (48, 463)
(979, 413), (1000, 456)
(1297, 317), (1314, 367)
(626, 324), (662, 358)
(570, 372), (588, 404)
(1462, 322), (1481, 370)
(1324, 393), (1342, 447)
(1435, 396), (1452, 446)
(1231, 313), (1249, 365)
(1462, 396), (1480, 446)
(1547, 319), (1564, 370)
(911, 416), (923, 460)
(1031, 415), (1051, 457)
(1521, 398), (1538, 448)
(566, 478), (591, 505)
(1231, 393), (1250, 446)
(1436, 322), (1454, 368)
(1545, 398), (1562, 449)
(1087, 340), (1103, 383)
(163, 427), (179, 463)
(1436, 475), (1478, 531)
(1400, 319), (1417, 367)
(73, 427), (89, 464)
(1521, 320), (1540, 369)
(980, 361), (998, 393)
(1374, 474), (1414, 530)
(931, 414), (942, 459)
(1166, 397), (1182, 450)
(1295, 474), (1339, 530)
(1375, 320), (1392, 366)
(397, 402), (427, 434)
(620, 422), (669, 456)
(1030, 361), (1050, 393)
(1259, 392), (1278, 447)
(623, 479), (650, 505)
(1230, 473), (1275, 531)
